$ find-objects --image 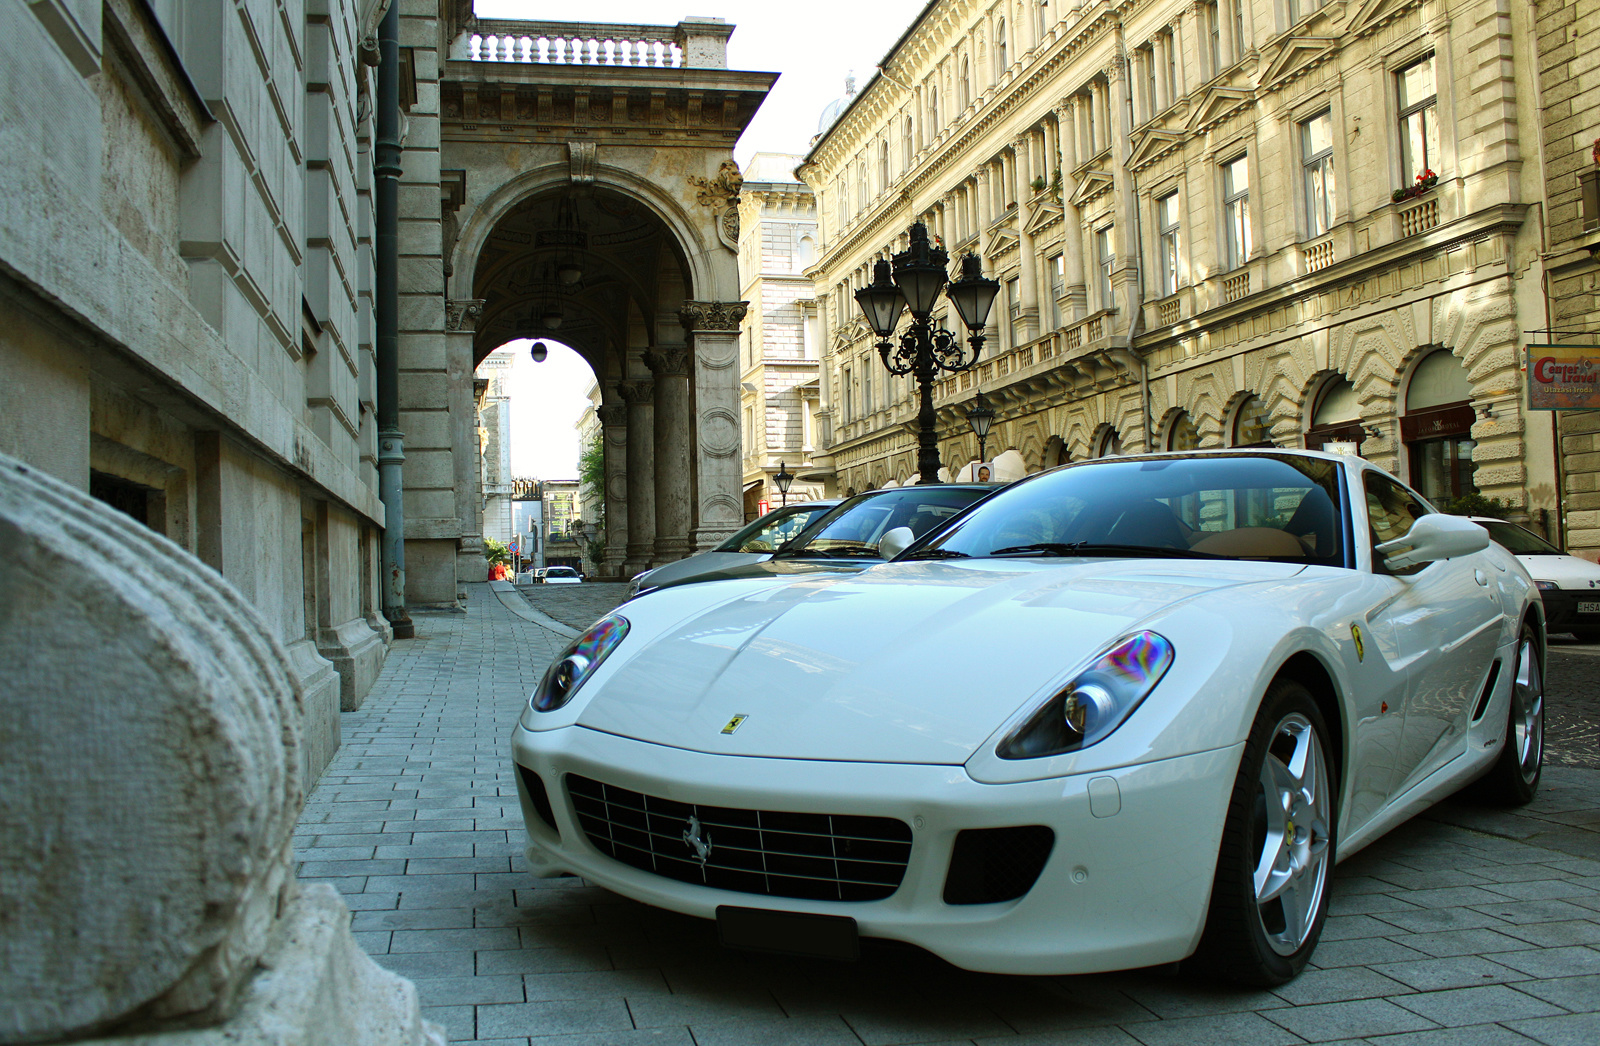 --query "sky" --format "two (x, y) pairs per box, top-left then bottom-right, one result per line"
(473, 0), (928, 477)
